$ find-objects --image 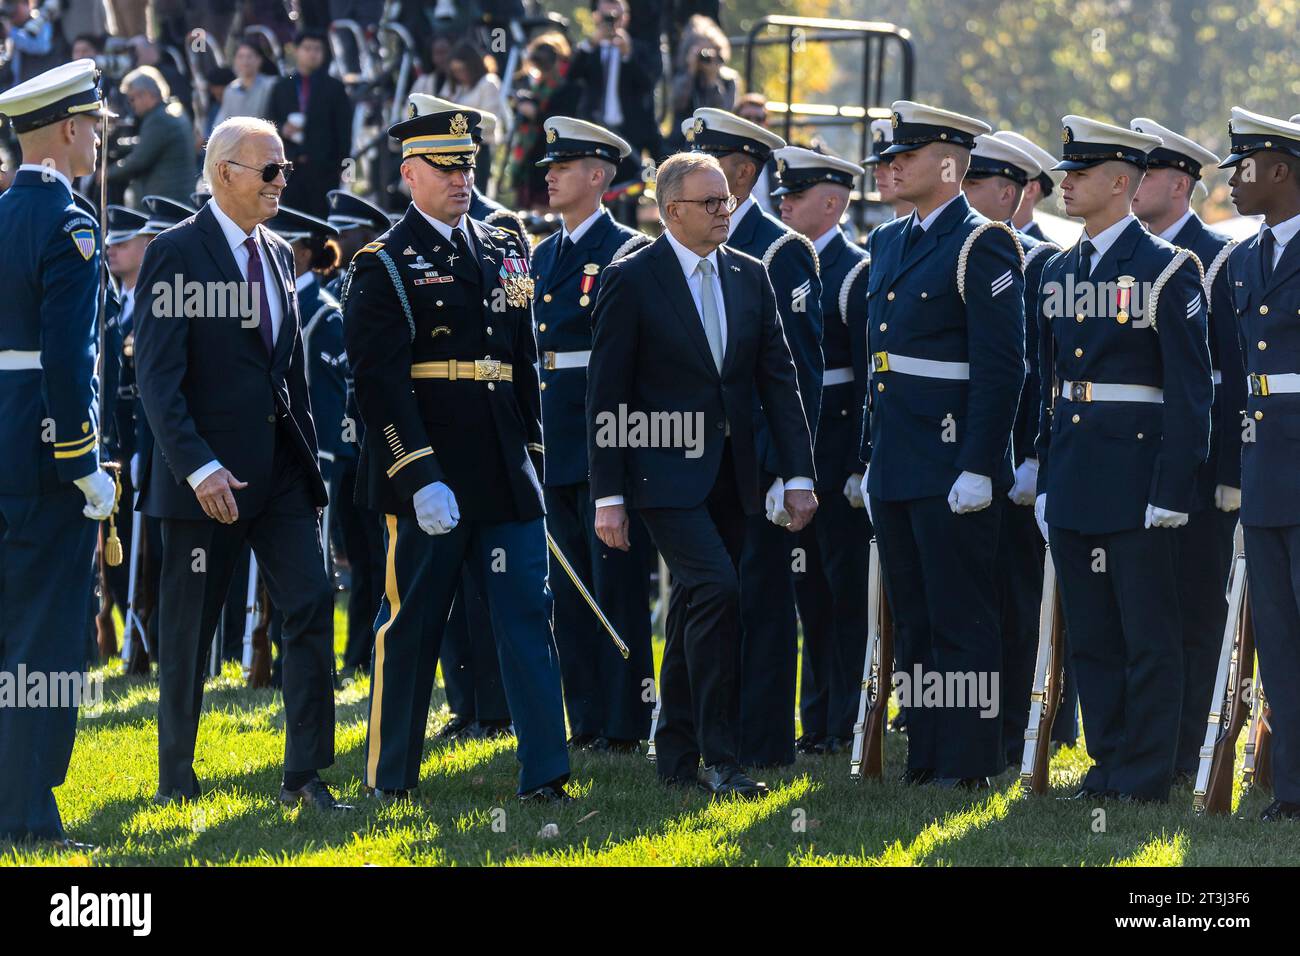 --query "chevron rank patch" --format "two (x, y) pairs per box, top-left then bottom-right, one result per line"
(990, 269), (1013, 297)
(70, 228), (96, 261)
(792, 278), (812, 310)
(1186, 293), (1201, 319)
